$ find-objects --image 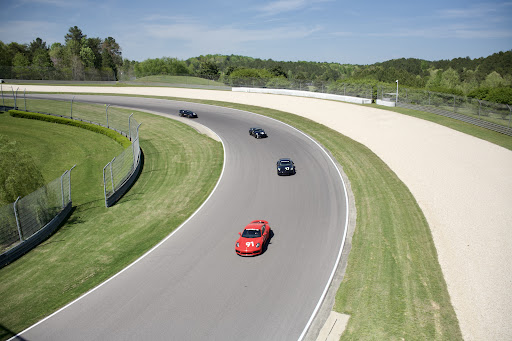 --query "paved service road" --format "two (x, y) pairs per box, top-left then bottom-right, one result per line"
(19, 95), (348, 340)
